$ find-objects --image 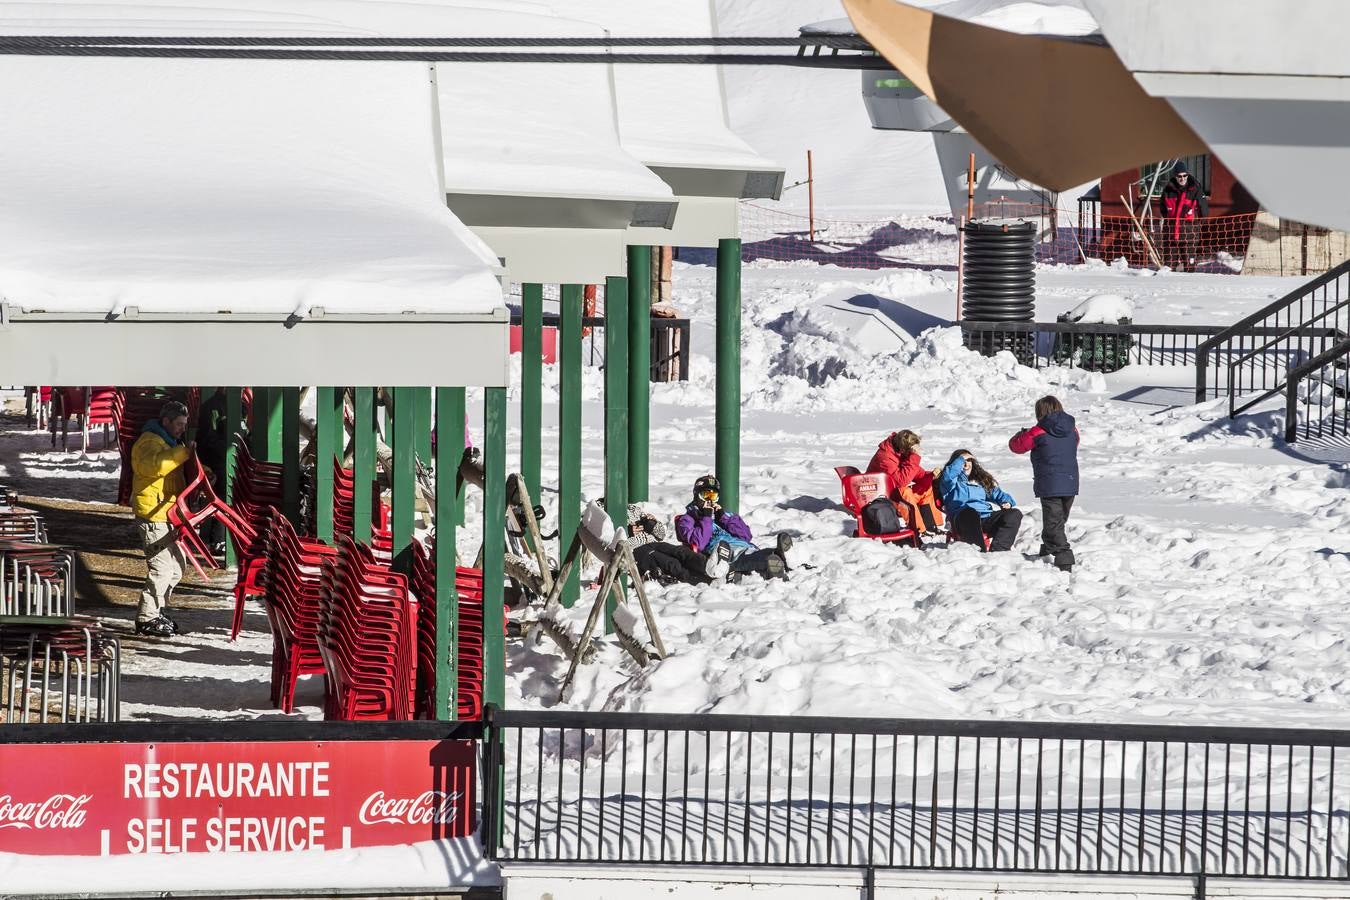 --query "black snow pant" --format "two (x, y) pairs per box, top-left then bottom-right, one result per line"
(1038, 497), (1075, 570)
(729, 547), (785, 580)
(953, 507), (1022, 552)
(632, 542), (712, 586)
